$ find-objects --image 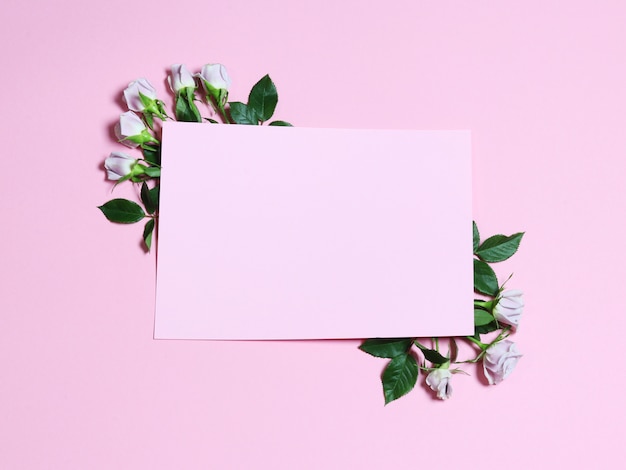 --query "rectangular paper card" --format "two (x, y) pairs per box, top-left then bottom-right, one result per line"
(154, 123), (473, 340)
